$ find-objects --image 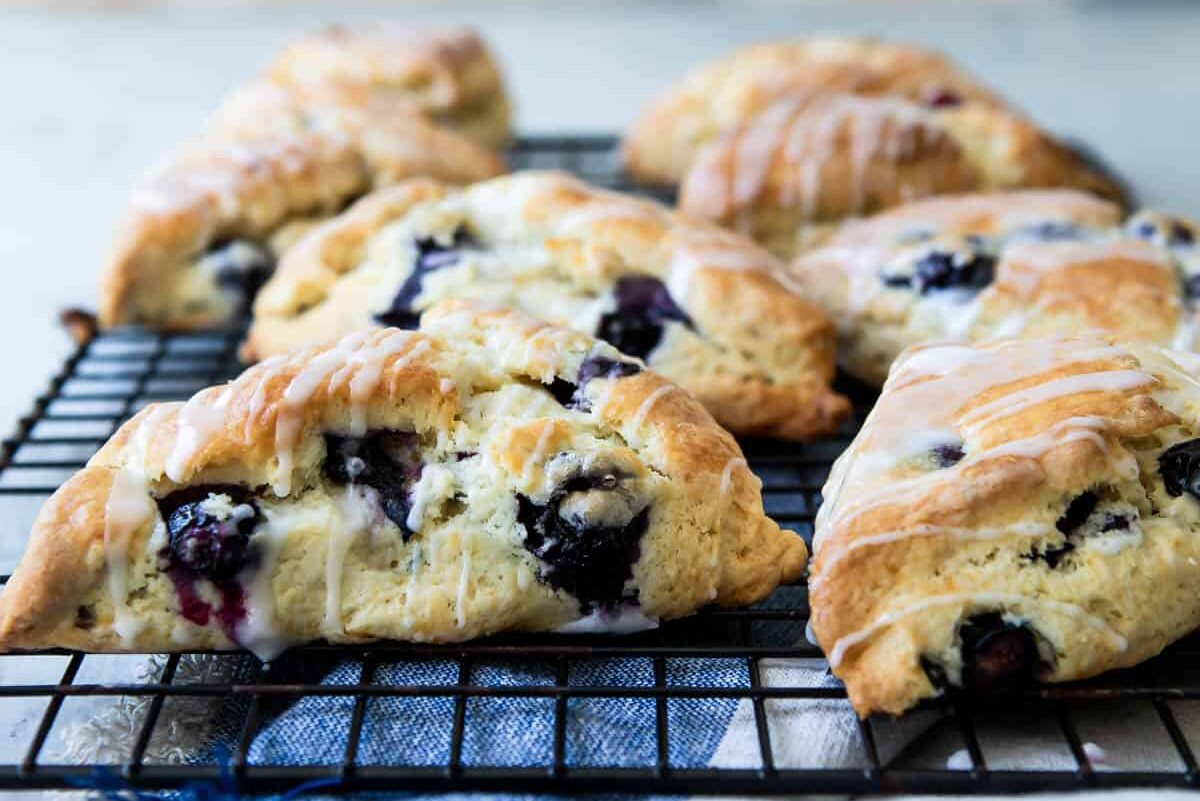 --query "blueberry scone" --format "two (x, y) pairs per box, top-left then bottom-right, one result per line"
(244, 171), (850, 441)
(679, 95), (1126, 257)
(622, 37), (1009, 186)
(98, 108), (504, 331)
(0, 302), (805, 657)
(267, 25), (511, 149)
(788, 190), (1200, 386)
(810, 335), (1200, 716)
